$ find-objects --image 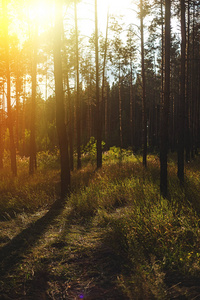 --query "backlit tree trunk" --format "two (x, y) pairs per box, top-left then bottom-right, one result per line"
(177, 0), (186, 183)
(3, 0), (17, 176)
(54, 0), (70, 198)
(75, 0), (81, 170)
(95, 0), (102, 168)
(29, 25), (37, 175)
(140, 0), (147, 167)
(160, 0), (171, 197)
